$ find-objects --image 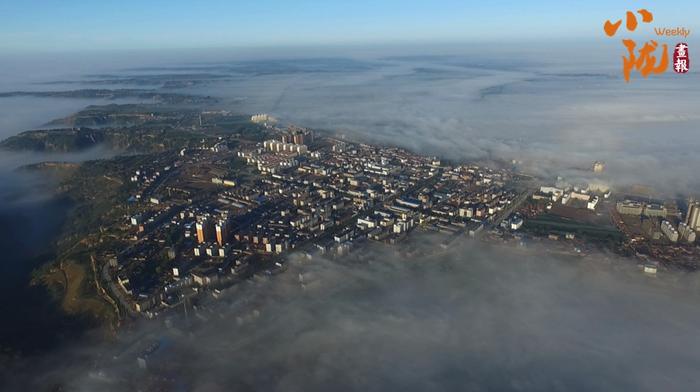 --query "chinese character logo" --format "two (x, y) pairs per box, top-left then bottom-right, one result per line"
(674, 43), (690, 73)
(604, 9), (669, 82)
